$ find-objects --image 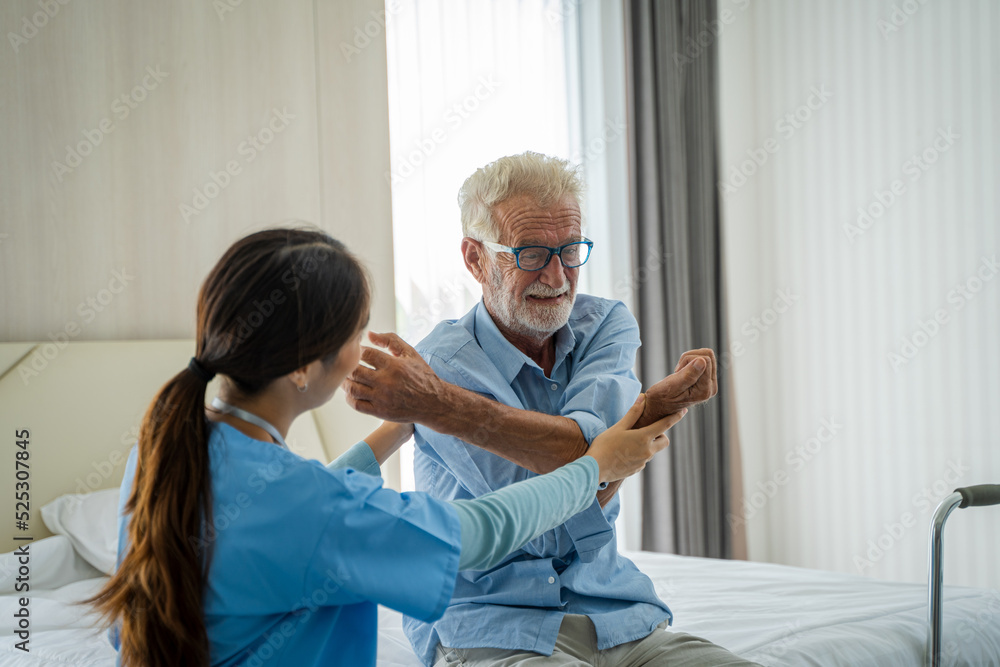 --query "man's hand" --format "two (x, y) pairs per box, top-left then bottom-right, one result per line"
(342, 331), (591, 477)
(341, 332), (447, 424)
(635, 349), (717, 428)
